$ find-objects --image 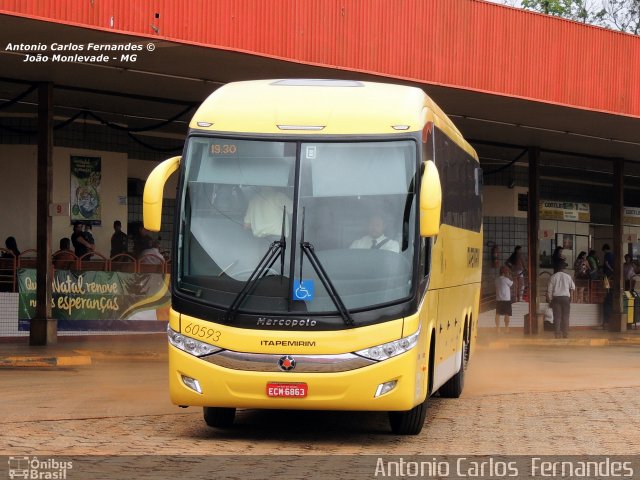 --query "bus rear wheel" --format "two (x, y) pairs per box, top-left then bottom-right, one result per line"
(203, 407), (236, 428)
(388, 398), (428, 435)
